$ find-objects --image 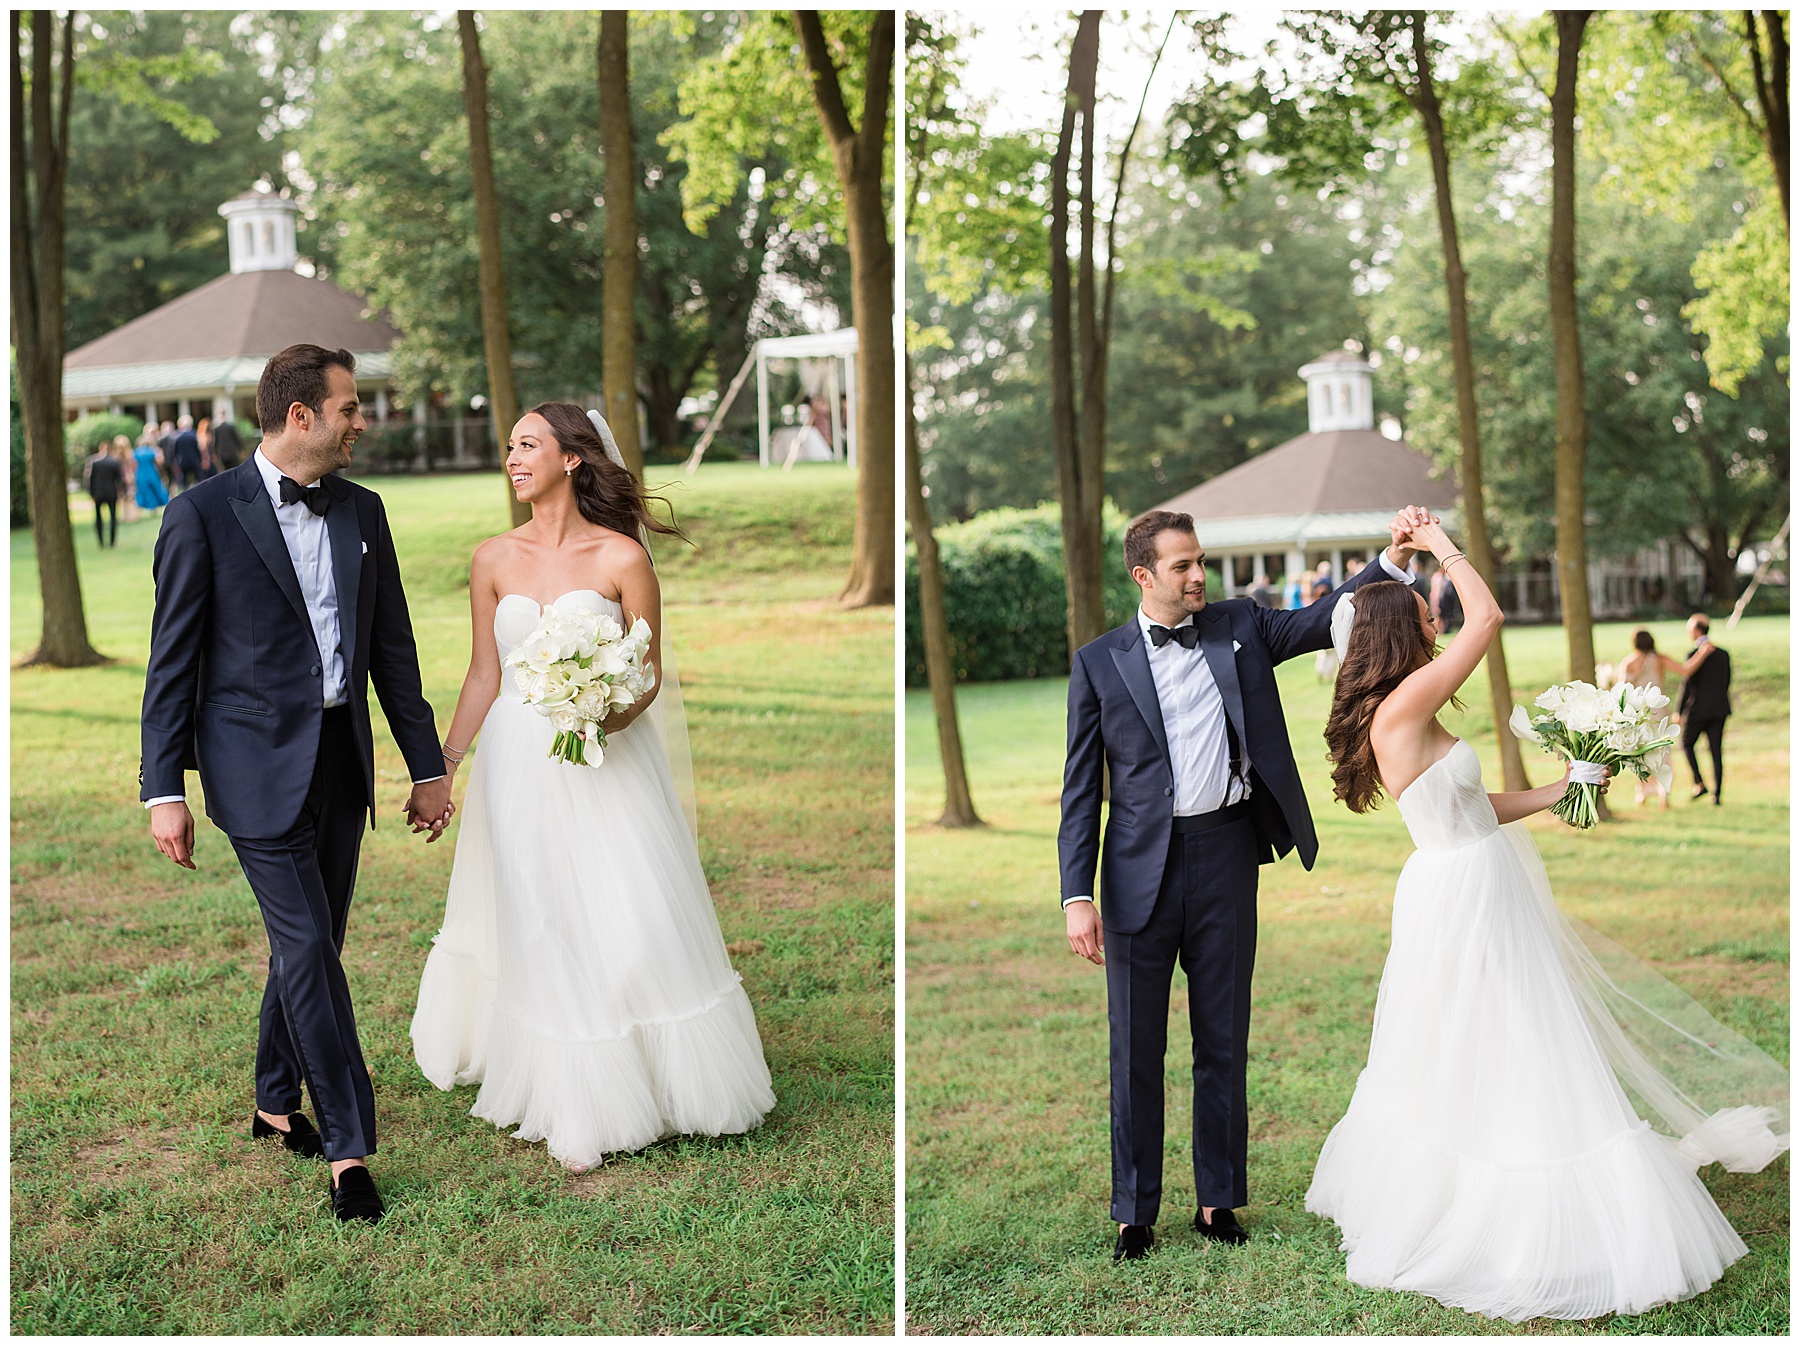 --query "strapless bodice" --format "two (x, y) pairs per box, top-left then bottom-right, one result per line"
(494, 590), (621, 694)
(1395, 739), (1499, 852)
